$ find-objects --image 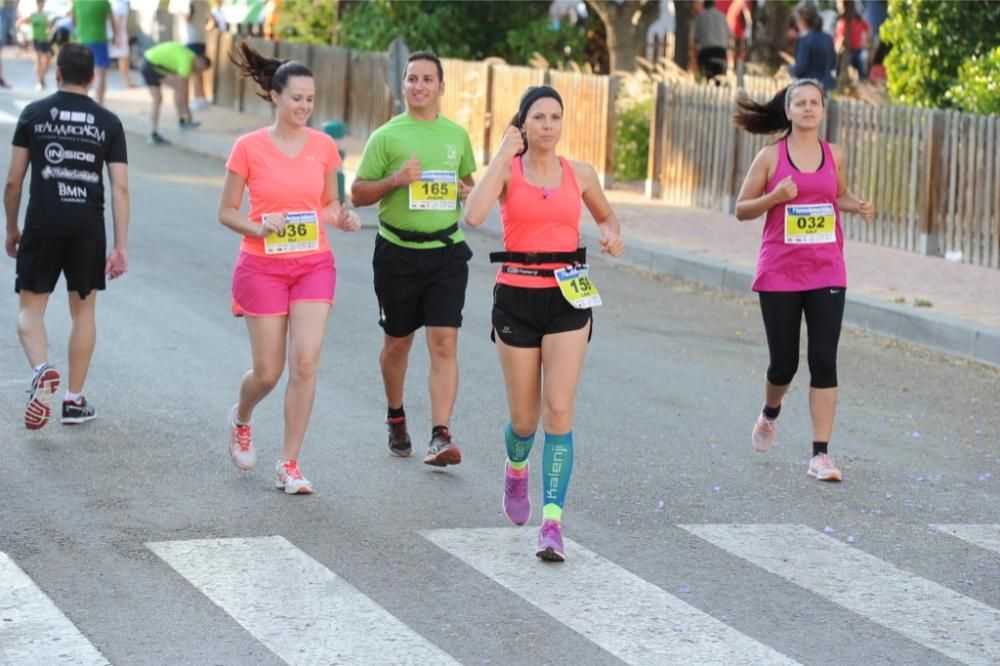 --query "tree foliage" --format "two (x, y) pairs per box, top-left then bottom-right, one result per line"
(336, 0), (586, 67)
(277, 0), (339, 44)
(881, 0), (1000, 109)
(946, 46), (1000, 116)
